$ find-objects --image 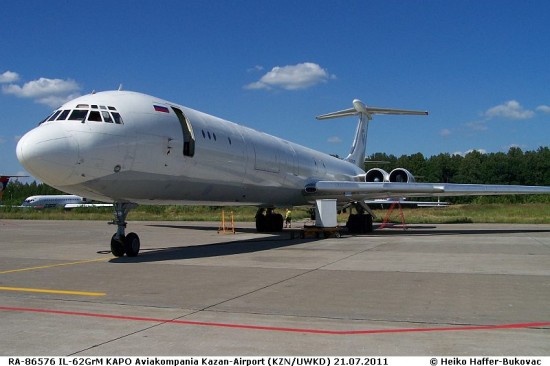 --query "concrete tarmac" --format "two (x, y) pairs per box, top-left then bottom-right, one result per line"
(0, 219), (549, 355)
